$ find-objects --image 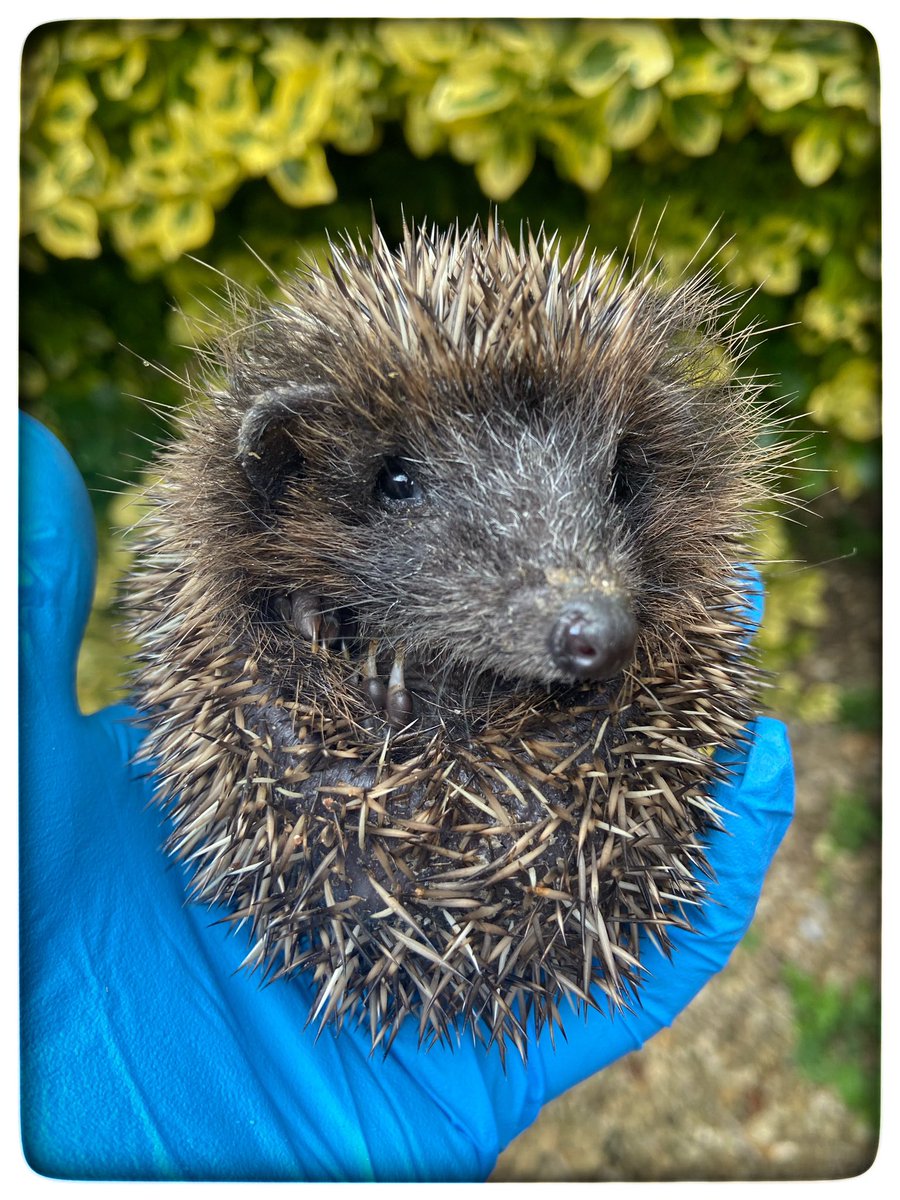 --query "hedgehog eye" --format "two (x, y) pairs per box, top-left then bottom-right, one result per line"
(611, 461), (636, 506)
(611, 448), (644, 507)
(375, 456), (425, 506)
